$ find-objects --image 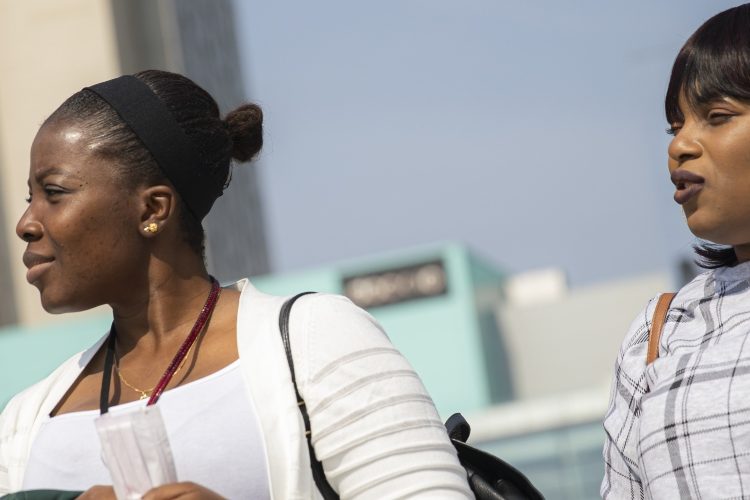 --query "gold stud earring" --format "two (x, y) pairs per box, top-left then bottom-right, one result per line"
(143, 222), (158, 233)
